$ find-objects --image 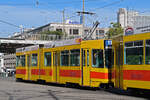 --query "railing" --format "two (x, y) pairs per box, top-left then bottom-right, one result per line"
(22, 34), (82, 41)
